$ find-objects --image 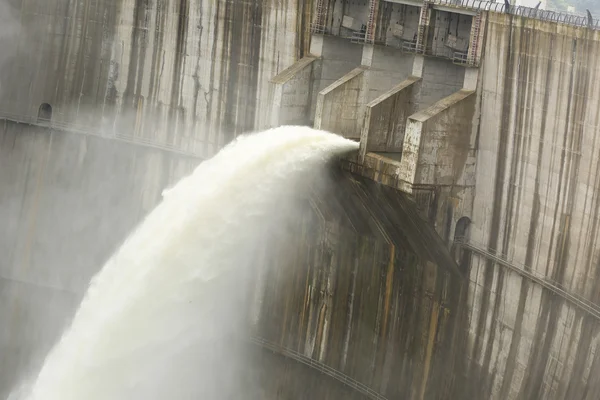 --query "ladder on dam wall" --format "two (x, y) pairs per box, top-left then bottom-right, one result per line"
(311, 0), (327, 34)
(467, 12), (482, 66)
(455, 238), (600, 321)
(415, 2), (431, 54)
(365, 0), (379, 44)
(249, 337), (388, 400)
